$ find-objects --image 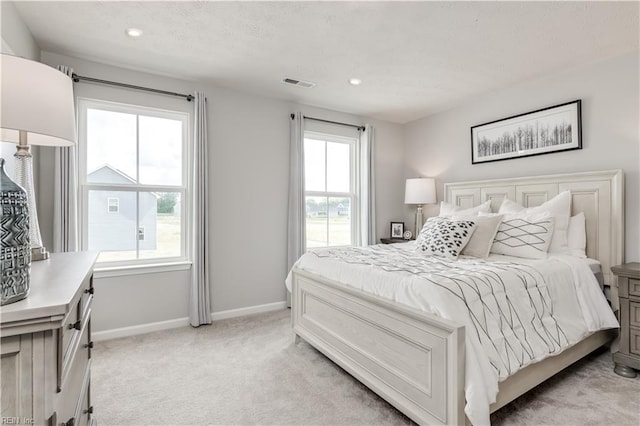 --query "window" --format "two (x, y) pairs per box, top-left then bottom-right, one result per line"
(304, 132), (358, 248)
(107, 197), (119, 213)
(78, 99), (189, 265)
